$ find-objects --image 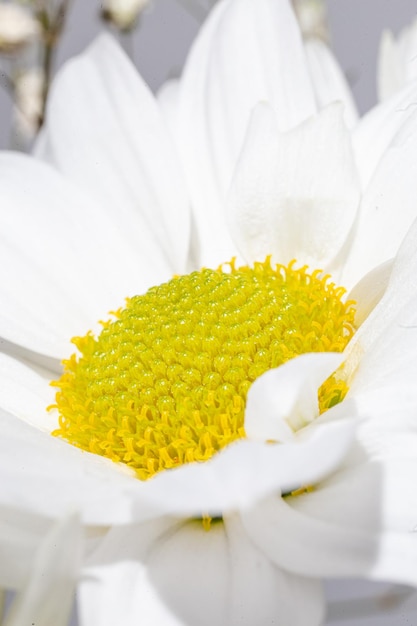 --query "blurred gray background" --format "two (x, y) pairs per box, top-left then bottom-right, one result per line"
(2, 1), (417, 624)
